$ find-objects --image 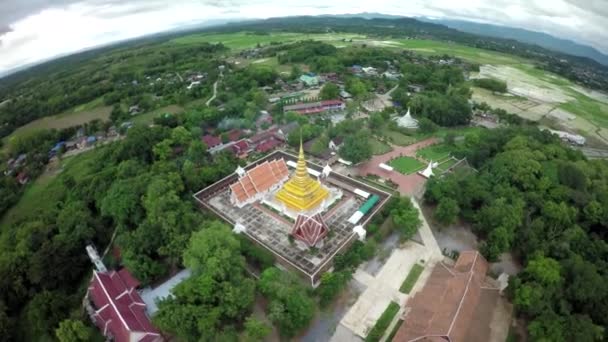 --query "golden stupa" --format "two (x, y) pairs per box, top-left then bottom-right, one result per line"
(275, 140), (329, 211)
